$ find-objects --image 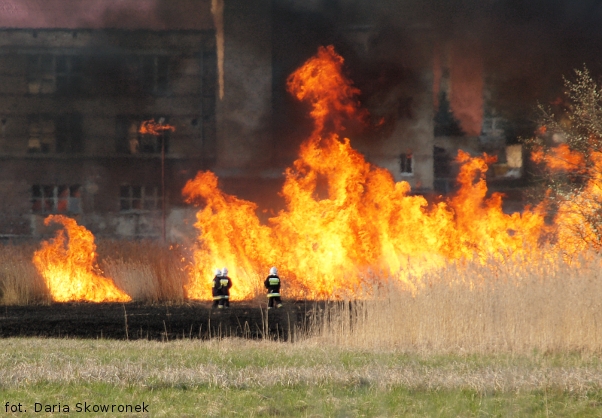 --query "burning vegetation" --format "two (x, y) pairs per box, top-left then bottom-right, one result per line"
(183, 46), (548, 301)
(529, 68), (602, 254)
(32, 215), (131, 303)
(24, 48), (602, 304)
